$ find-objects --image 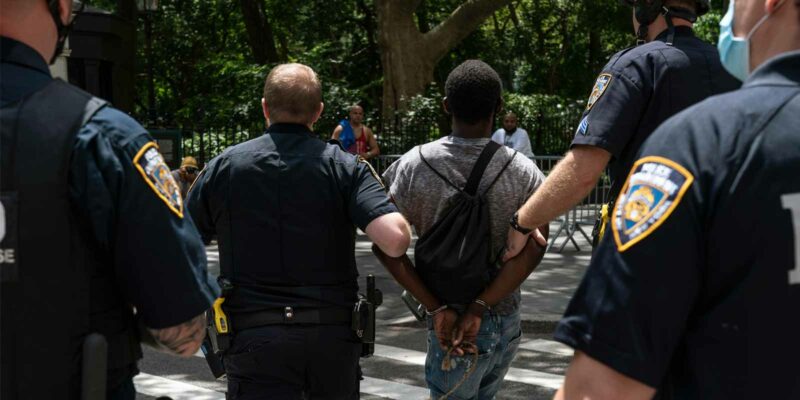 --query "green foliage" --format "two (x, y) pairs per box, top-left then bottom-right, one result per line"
(123, 0), (726, 156)
(694, 10), (723, 44)
(431, 0), (632, 99)
(372, 89), (583, 155)
(502, 93), (585, 155)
